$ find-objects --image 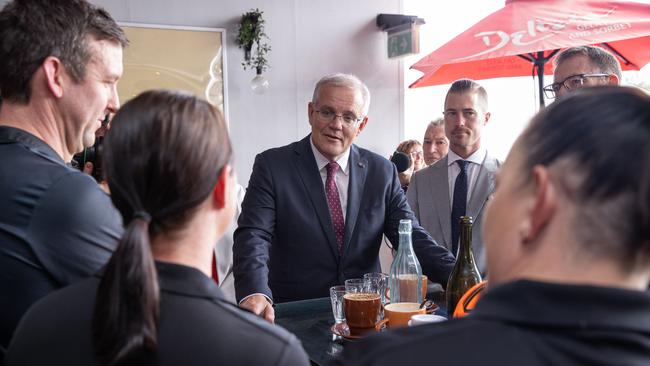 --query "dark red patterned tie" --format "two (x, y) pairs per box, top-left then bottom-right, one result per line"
(326, 162), (345, 253)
